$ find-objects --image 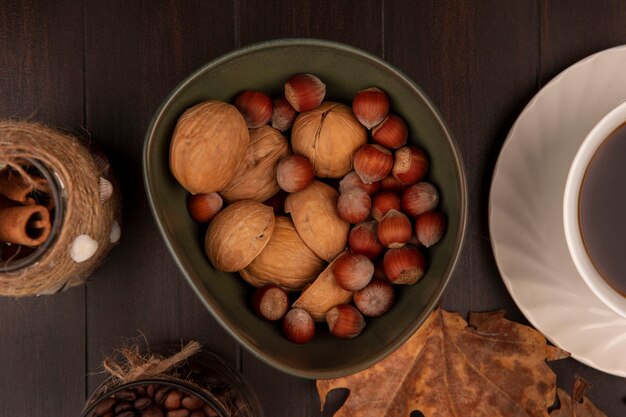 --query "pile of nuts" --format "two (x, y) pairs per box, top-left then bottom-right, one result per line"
(170, 73), (446, 344)
(89, 383), (222, 417)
